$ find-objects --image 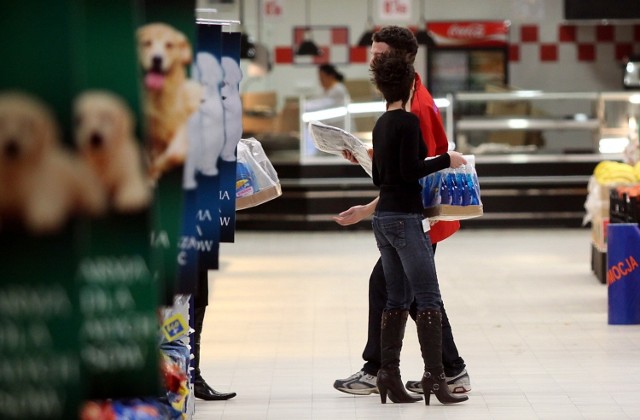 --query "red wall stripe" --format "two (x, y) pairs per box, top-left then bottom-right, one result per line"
(540, 44), (558, 62)
(558, 25), (576, 42)
(578, 44), (596, 62)
(521, 25), (538, 43)
(275, 46), (293, 64)
(596, 25), (614, 42)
